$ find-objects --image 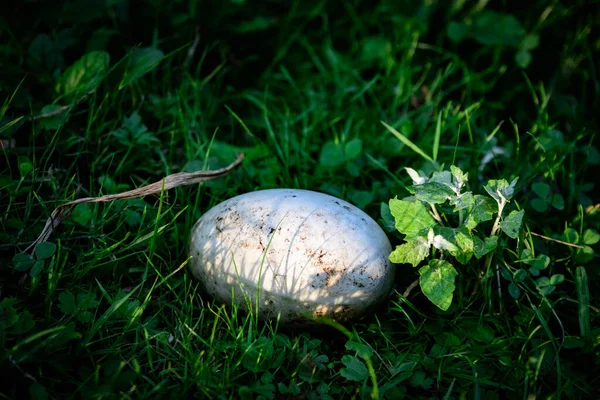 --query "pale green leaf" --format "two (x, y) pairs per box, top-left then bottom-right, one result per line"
(472, 235), (498, 259)
(583, 229), (599, 245)
(56, 51), (110, 97)
(407, 182), (454, 204)
(465, 195), (496, 230)
(500, 209), (525, 239)
(389, 198), (436, 238)
(451, 192), (475, 212)
(120, 47), (164, 89)
(435, 226), (473, 264)
(418, 259), (458, 311)
(389, 236), (430, 267)
(340, 355), (368, 381)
